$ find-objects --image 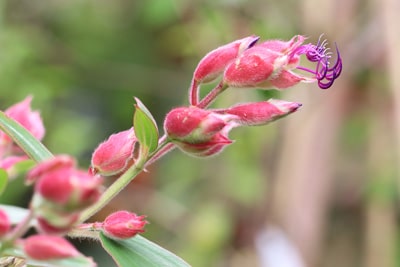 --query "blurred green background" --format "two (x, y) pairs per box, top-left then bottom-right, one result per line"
(1, 0), (399, 266)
